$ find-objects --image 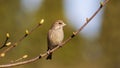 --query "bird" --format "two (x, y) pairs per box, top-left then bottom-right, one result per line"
(46, 20), (66, 60)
